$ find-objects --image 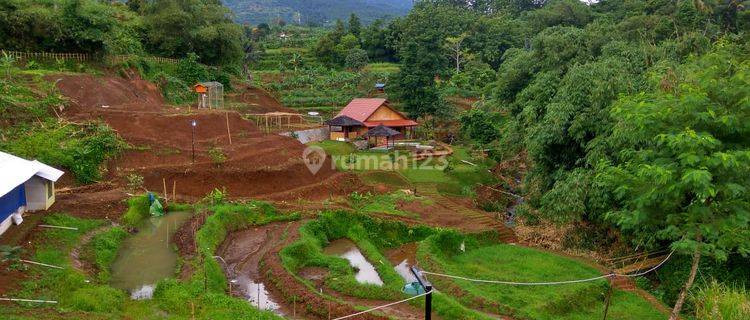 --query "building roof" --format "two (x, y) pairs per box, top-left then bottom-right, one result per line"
(325, 115), (365, 127)
(336, 98), (389, 122)
(364, 120), (418, 127)
(365, 124), (401, 137)
(0, 151), (64, 196)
